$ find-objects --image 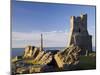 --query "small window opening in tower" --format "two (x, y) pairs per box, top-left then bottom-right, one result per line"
(79, 28), (81, 33)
